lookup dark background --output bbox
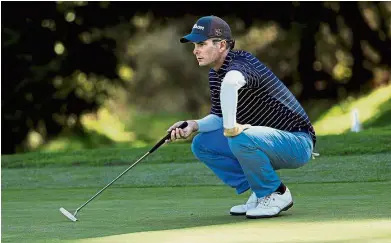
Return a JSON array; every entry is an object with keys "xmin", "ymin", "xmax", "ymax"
[{"xmin": 2, "ymin": 1, "xmax": 391, "ymax": 154}]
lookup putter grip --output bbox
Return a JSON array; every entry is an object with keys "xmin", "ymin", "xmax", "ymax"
[{"xmin": 149, "ymin": 121, "xmax": 188, "ymax": 153}]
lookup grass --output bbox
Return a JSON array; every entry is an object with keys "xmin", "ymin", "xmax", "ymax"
[
  {"xmin": 3, "ymin": 93, "xmax": 391, "ymax": 243},
  {"xmin": 77, "ymin": 219, "xmax": 391, "ymax": 243},
  {"xmin": 3, "ymin": 183, "xmax": 391, "ymax": 243},
  {"xmin": 2, "ymin": 156, "xmax": 391, "ymax": 243},
  {"xmin": 2, "ymin": 125, "xmax": 391, "ymax": 168},
  {"xmin": 2, "ymin": 153, "xmax": 391, "ymax": 190},
  {"xmin": 2, "ymin": 126, "xmax": 391, "ymax": 243}
]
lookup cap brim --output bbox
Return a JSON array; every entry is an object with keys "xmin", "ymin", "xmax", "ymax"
[{"xmin": 180, "ymin": 33, "xmax": 208, "ymax": 43}]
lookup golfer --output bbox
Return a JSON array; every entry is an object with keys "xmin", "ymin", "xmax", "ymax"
[{"xmin": 167, "ymin": 16, "xmax": 317, "ymax": 219}]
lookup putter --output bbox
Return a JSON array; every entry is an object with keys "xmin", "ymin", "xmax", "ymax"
[{"xmin": 59, "ymin": 121, "xmax": 188, "ymax": 222}]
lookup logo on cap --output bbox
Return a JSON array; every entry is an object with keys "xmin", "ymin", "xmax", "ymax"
[
  {"xmin": 214, "ymin": 28, "xmax": 222, "ymax": 36},
  {"xmin": 193, "ymin": 24, "xmax": 205, "ymax": 30}
]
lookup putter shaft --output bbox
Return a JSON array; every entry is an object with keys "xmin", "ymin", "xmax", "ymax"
[
  {"xmin": 74, "ymin": 152, "xmax": 150, "ymax": 216},
  {"xmin": 62, "ymin": 121, "xmax": 188, "ymax": 220}
]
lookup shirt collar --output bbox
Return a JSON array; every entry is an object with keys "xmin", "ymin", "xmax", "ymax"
[{"xmin": 210, "ymin": 50, "xmax": 235, "ymax": 76}]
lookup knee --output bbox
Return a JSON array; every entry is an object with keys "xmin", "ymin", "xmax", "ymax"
[
  {"xmin": 191, "ymin": 133, "xmax": 205, "ymax": 156},
  {"xmin": 227, "ymin": 133, "xmax": 257, "ymax": 156}
]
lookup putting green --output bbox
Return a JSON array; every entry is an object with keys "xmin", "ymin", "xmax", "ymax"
[
  {"xmin": 2, "ymin": 149, "xmax": 391, "ymax": 243},
  {"xmin": 74, "ymin": 219, "xmax": 391, "ymax": 243}
]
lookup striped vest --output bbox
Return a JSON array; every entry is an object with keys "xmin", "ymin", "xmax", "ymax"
[{"xmin": 208, "ymin": 50, "xmax": 316, "ymax": 145}]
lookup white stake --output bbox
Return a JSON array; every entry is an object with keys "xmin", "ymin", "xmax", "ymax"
[{"xmin": 351, "ymin": 108, "xmax": 361, "ymax": 132}]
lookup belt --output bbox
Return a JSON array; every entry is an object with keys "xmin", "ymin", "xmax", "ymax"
[
  {"xmin": 290, "ymin": 127, "xmax": 317, "ymax": 151},
  {"xmin": 290, "ymin": 127, "xmax": 310, "ymax": 135}
]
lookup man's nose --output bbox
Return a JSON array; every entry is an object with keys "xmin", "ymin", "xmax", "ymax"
[{"xmin": 193, "ymin": 46, "xmax": 199, "ymax": 55}]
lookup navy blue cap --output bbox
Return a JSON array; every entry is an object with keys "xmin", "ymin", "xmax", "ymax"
[{"xmin": 180, "ymin": 16, "xmax": 232, "ymax": 43}]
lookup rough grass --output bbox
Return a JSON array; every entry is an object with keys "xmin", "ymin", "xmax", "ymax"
[{"xmin": 2, "ymin": 126, "xmax": 391, "ymax": 169}]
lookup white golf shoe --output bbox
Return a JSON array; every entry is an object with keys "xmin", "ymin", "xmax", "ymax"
[
  {"xmin": 246, "ymin": 187, "xmax": 293, "ymax": 219},
  {"xmin": 230, "ymin": 192, "xmax": 258, "ymax": 215}
]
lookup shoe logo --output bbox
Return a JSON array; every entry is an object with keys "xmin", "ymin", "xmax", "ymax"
[{"xmin": 193, "ymin": 24, "xmax": 205, "ymax": 30}]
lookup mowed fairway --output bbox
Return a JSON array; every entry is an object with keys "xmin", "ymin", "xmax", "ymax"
[{"xmin": 2, "ymin": 139, "xmax": 391, "ymax": 243}]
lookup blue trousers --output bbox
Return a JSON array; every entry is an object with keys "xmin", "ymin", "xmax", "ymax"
[{"xmin": 191, "ymin": 126, "xmax": 313, "ymax": 198}]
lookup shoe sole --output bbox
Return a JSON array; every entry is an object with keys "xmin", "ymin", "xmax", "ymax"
[
  {"xmin": 245, "ymin": 201, "xmax": 294, "ymax": 219},
  {"xmin": 230, "ymin": 212, "xmax": 246, "ymax": 216},
  {"xmin": 229, "ymin": 202, "xmax": 293, "ymax": 216}
]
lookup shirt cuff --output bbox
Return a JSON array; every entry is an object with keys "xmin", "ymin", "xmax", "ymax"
[{"xmin": 195, "ymin": 114, "xmax": 223, "ymax": 133}]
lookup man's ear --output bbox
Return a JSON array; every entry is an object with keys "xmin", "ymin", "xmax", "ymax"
[{"xmin": 221, "ymin": 40, "xmax": 228, "ymax": 51}]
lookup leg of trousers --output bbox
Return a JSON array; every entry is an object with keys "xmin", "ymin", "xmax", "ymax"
[{"xmin": 191, "ymin": 127, "xmax": 313, "ymax": 198}]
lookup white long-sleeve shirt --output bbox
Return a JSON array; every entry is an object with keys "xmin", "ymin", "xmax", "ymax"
[{"xmin": 196, "ymin": 70, "xmax": 246, "ymax": 132}]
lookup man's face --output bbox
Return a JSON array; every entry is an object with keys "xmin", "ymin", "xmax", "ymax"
[{"xmin": 192, "ymin": 39, "xmax": 225, "ymax": 67}]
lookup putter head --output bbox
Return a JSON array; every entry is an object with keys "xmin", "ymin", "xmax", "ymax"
[{"xmin": 60, "ymin": 207, "xmax": 78, "ymax": 222}]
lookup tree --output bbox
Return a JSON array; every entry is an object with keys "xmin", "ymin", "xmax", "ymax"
[{"xmin": 2, "ymin": 2, "xmax": 120, "ymax": 154}]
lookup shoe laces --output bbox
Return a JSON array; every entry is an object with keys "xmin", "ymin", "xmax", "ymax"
[{"xmin": 257, "ymin": 194, "xmax": 273, "ymax": 207}]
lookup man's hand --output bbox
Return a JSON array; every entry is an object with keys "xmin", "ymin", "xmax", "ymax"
[
  {"xmin": 165, "ymin": 120, "xmax": 199, "ymax": 143},
  {"xmin": 224, "ymin": 123, "xmax": 251, "ymax": 137}
]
